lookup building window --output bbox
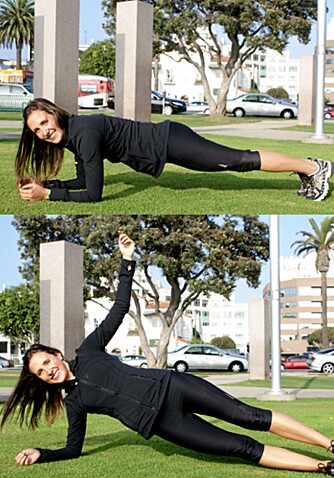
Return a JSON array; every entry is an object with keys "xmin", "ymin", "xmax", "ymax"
[
  {"xmin": 202, "ymin": 300, "xmax": 209, "ymax": 308},
  {"xmin": 281, "ymin": 287, "xmax": 297, "ymax": 297},
  {"xmin": 93, "ymin": 318, "xmax": 99, "ymax": 329}
]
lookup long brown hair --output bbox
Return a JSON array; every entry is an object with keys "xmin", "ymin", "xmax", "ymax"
[
  {"xmin": 0, "ymin": 344, "xmax": 65, "ymax": 430},
  {"xmin": 15, "ymin": 98, "xmax": 70, "ymax": 184}
]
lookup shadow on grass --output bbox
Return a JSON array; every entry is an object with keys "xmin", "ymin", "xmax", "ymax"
[
  {"xmin": 102, "ymin": 169, "xmax": 300, "ymax": 202},
  {"xmin": 81, "ymin": 428, "xmax": 324, "ymax": 465},
  {"xmin": 82, "ymin": 429, "xmax": 249, "ymax": 465}
]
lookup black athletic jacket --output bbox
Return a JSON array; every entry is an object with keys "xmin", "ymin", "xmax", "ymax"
[
  {"xmin": 36, "ymin": 259, "xmax": 171, "ymax": 463},
  {"xmin": 47, "ymin": 115, "xmax": 171, "ymax": 202}
]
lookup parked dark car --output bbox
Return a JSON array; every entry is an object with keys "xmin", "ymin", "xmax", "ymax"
[
  {"xmin": 0, "ymin": 356, "xmax": 14, "ymax": 368},
  {"xmin": 151, "ymin": 90, "xmax": 187, "ymax": 115},
  {"xmin": 108, "ymin": 90, "xmax": 187, "ymax": 115}
]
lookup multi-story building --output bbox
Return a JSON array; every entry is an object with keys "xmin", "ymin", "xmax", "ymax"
[
  {"xmin": 326, "ymin": 17, "xmax": 334, "ymax": 103},
  {"xmin": 263, "ymin": 252, "xmax": 334, "ymax": 354}
]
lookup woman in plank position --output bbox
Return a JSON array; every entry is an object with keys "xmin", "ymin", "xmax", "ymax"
[
  {"xmin": 16, "ymin": 98, "xmax": 332, "ymax": 203},
  {"xmin": 1, "ymin": 232, "xmax": 334, "ymax": 474}
]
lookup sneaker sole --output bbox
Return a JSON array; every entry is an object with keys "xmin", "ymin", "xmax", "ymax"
[{"xmin": 306, "ymin": 161, "xmax": 332, "ymax": 202}]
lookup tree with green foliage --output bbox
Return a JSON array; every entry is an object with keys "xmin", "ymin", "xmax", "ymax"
[
  {"xmin": 210, "ymin": 336, "xmax": 236, "ymax": 350},
  {"xmin": 266, "ymin": 87, "xmax": 290, "ymax": 100},
  {"xmin": 102, "ymin": 0, "xmax": 316, "ymax": 115},
  {"xmin": 307, "ymin": 328, "xmax": 334, "ymax": 348},
  {"xmin": 293, "ymin": 217, "xmax": 334, "ymax": 350},
  {"xmin": 0, "ymin": 0, "xmax": 34, "ymax": 69},
  {"xmin": 0, "ymin": 283, "xmax": 39, "ymax": 348},
  {"xmin": 79, "ymin": 39, "xmax": 116, "ymax": 79},
  {"xmin": 12, "ymin": 215, "xmax": 269, "ymax": 368}
]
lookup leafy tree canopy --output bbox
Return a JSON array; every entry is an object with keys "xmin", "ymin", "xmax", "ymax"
[
  {"xmin": 0, "ymin": 0, "xmax": 34, "ymax": 69},
  {"xmin": 0, "ymin": 283, "xmax": 39, "ymax": 346},
  {"xmin": 79, "ymin": 39, "xmax": 116, "ymax": 79},
  {"xmin": 210, "ymin": 335, "xmax": 236, "ymax": 350},
  {"xmin": 12, "ymin": 215, "xmax": 269, "ymax": 367},
  {"xmin": 266, "ymin": 87, "xmax": 290, "ymax": 100},
  {"xmin": 102, "ymin": 0, "xmax": 316, "ymax": 115},
  {"xmin": 307, "ymin": 328, "xmax": 334, "ymax": 347}
]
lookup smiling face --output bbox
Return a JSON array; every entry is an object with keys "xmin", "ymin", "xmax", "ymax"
[
  {"xmin": 28, "ymin": 351, "xmax": 73, "ymax": 384},
  {"xmin": 27, "ymin": 109, "xmax": 66, "ymax": 144}
]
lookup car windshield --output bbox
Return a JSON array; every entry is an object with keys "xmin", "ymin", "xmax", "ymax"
[{"xmin": 152, "ymin": 90, "xmax": 164, "ymax": 99}]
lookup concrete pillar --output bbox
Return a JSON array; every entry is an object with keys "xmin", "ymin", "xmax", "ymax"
[
  {"xmin": 34, "ymin": 0, "xmax": 80, "ymax": 114},
  {"xmin": 115, "ymin": 0, "xmax": 153, "ymax": 121},
  {"xmin": 40, "ymin": 241, "xmax": 84, "ymax": 359},
  {"xmin": 248, "ymin": 300, "xmax": 270, "ymax": 380},
  {"xmin": 298, "ymin": 55, "xmax": 316, "ymax": 126}
]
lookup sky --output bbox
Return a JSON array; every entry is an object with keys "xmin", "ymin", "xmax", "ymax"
[
  {"xmin": 0, "ymin": 215, "xmax": 331, "ymax": 304},
  {"xmin": 0, "ymin": 1, "xmax": 333, "ymax": 61}
]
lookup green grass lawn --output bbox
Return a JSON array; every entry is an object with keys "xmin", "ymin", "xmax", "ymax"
[
  {"xmin": 0, "ymin": 399, "xmax": 333, "ymax": 478},
  {"xmin": 1, "ymin": 133, "xmax": 334, "ymax": 214}
]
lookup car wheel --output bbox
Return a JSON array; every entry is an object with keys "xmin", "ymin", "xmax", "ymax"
[
  {"xmin": 174, "ymin": 361, "xmax": 188, "ymax": 373},
  {"xmin": 140, "ymin": 363, "xmax": 148, "ymax": 368},
  {"xmin": 204, "ymin": 108, "xmax": 210, "ymax": 115},
  {"xmin": 163, "ymin": 105, "xmax": 174, "ymax": 115},
  {"xmin": 281, "ymin": 109, "xmax": 294, "ymax": 119},
  {"xmin": 321, "ymin": 362, "xmax": 334, "ymax": 374},
  {"xmin": 281, "ymin": 364, "xmax": 285, "ymax": 371},
  {"xmin": 228, "ymin": 361, "xmax": 244, "ymax": 373},
  {"xmin": 233, "ymin": 108, "xmax": 245, "ymax": 118},
  {"xmin": 324, "ymin": 113, "xmax": 332, "ymax": 119}
]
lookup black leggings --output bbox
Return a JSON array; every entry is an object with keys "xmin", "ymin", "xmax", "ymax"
[
  {"xmin": 154, "ymin": 372, "xmax": 272, "ymax": 463},
  {"xmin": 166, "ymin": 122, "xmax": 261, "ymax": 172}
]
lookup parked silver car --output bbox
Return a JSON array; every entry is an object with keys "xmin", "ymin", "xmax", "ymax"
[
  {"xmin": 121, "ymin": 355, "xmax": 148, "ymax": 368},
  {"xmin": 167, "ymin": 344, "xmax": 248, "ymax": 373},
  {"xmin": 226, "ymin": 93, "xmax": 298, "ymax": 119},
  {"xmin": 307, "ymin": 348, "xmax": 334, "ymax": 373}
]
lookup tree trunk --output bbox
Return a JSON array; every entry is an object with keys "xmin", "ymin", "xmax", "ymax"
[
  {"xmin": 321, "ymin": 271, "xmax": 329, "ymax": 349},
  {"xmin": 16, "ymin": 41, "xmax": 22, "ymax": 69}
]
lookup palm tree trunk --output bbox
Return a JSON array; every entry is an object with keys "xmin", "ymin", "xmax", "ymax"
[{"xmin": 321, "ymin": 271, "xmax": 329, "ymax": 348}]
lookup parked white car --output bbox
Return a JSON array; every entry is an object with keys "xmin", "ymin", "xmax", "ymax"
[
  {"xmin": 0, "ymin": 83, "xmax": 33, "ymax": 111},
  {"xmin": 226, "ymin": 93, "xmax": 298, "ymax": 119},
  {"xmin": 167, "ymin": 344, "xmax": 248, "ymax": 373},
  {"xmin": 307, "ymin": 348, "xmax": 334, "ymax": 373}
]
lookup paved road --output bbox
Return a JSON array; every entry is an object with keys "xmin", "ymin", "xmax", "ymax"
[{"xmin": 1, "ymin": 119, "xmax": 334, "ymax": 142}]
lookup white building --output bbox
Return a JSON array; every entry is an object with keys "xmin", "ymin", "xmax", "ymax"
[
  {"xmin": 152, "ymin": 30, "xmax": 299, "ymax": 102},
  {"xmin": 84, "ymin": 269, "xmax": 250, "ymax": 356}
]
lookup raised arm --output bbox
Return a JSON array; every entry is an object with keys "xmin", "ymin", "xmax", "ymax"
[{"xmin": 78, "ymin": 232, "xmax": 136, "ymax": 352}]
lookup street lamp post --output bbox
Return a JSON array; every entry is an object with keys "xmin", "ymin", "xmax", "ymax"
[{"xmin": 312, "ymin": 0, "xmax": 328, "ymax": 139}]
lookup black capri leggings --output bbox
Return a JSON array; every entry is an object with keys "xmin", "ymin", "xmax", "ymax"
[
  {"xmin": 166, "ymin": 122, "xmax": 261, "ymax": 173},
  {"xmin": 154, "ymin": 372, "xmax": 272, "ymax": 463}
]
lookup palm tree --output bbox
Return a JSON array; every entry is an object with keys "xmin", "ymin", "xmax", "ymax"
[
  {"xmin": 292, "ymin": 217, "xmax": 334, "ymax": 349},
  {"xmin": 0, "ymin": 0, "xmax": 34, "ymax": 69}
]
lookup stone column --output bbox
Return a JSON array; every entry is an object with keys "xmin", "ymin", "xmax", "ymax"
[
  {"xmin": 115, "ymin": 0, "xmax": 153, "ymax": 121},
  {"xmin": 298, "ymin": 55, "xmax": 316, "ymax": 126},
  {"xmin": 40, "ymin": 241, "xmax": 84, "ymax": 359},
  {"xmin": 248, "ymin": 299, "xmax": 270, "ymax": 380},
  {"xmin": 34, "ymin": 0, "xmax": 80, "ymax": 114}
]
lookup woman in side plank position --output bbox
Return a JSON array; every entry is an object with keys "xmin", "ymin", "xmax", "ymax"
[
  {"xmin": 16, "ymin": 98, "xmax": 332, "ymax": 203},
  {"xmin": 1, "ymin": 232, "xmax": 334, "ymax": 474}
]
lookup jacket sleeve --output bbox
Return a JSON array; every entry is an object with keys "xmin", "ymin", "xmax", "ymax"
[
  {"xmin": 48, "ymin": 128, "xmax": 105, "ymax": 202},
  {"xmin": 36, "ymin": 402, "xmax": 87, "ymax": 463},
  {"xmin": 78, "ymin": 259, "xmax": 136, "ymax": 352}
]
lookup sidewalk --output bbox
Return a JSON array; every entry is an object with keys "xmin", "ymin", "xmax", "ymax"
[
  {"xmin": 193, "ymin": 119, "xmax": 334, "ymax": 143},
  {"xmin": 1, "ymin": 119, "xmax": 334, "ymax": 142},
  {"xmin": 1, "ymin": 373, "xmax": 333, "ymax": 402},
  {"xmin": 206, "ymin": 373, "xmax": 334, "ymax": 399}
]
